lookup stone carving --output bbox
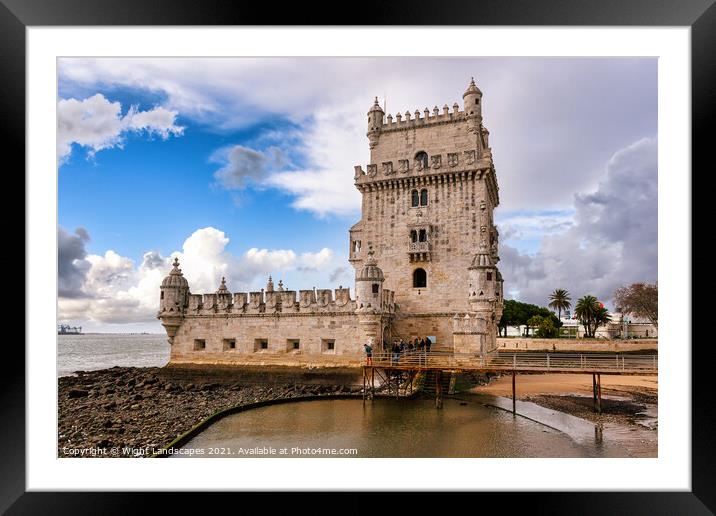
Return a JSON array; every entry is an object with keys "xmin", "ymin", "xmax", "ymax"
[
  {"xmin": 431, "ymin": 155, "xmax": 442, "ymax": 169},
  {"xmin": 367, "ymin": 164, "xmax": 378, "ymax": 177},
  {"xmin": 382, "ymin": 161, "xmax": 394, "ymax": 175},
  {"xmin": 465, "ymin": 150, "xmax": 476, "ymax": 165},
  {"xmin": 448, "ymin": 153, "xmax": 458, "ymax": 167},
  {"xmin": 399, "ymin": 159, "xmax": 410, "ymax": 173},
  {"xmin": 354, "ymin": 165, "xmax": 364, "ymax": 180}
]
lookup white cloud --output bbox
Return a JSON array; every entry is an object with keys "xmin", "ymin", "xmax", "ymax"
[
  {"xmin": 57, "ymin": 93, "xmax": 184, "ymax": 163},
  {"xmin": 58, "ymin": 226, "xmax": 348, "ymax": 328},
  {"xmin": 499, "ymin": 137, "xmax": 657, "ymax": 308},
  {"xmin": 59, "ymin": 57, "xmax": 656, "ymax": 217}
]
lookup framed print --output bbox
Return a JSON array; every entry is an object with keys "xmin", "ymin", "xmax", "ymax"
[{"xmin": 5, "ymin": 0, "xmax": 712, "ymax": 512}]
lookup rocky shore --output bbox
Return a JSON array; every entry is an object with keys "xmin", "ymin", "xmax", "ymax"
[{"xmin": 58, "ymin": 366, "xmax": 363, "ymax": 458}]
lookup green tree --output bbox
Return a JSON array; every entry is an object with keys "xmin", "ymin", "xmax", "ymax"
[
  {"xmin": 574, "ymin": 295, "xmax": 612, "ymax": 337},
  {"xmin": 526, "ymin": 315, "xmax": 543, "ymax": 337},
  {"xmin": 548, "ymin": 288, "xmax": 572, "ymax": 322},
  {"xmin": 536, "ymin": 317, "xmax": 558, "ymax": 338},
  {"xmin": 498, "ymin": 299, "xmax": 561, "ymax": 337}
]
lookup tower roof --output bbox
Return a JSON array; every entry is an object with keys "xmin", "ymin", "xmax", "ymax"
[
  {"xmin": 463, "ymin": 77, "xmax": 482, "ymax": 98},
  {"xmin": 356, "ymin": 249, "xmax": 385, "ymax": 281},
  {"xmin": 216, "ymin": 276, "xmax": 229, "ymax": 295},
  {"xmin": 367, "ymin": 96, "xmax": 384, "ymax": 115},
  {"xmin": 161, "ymin": 257, "xmax": 189, "ymax": 288}
]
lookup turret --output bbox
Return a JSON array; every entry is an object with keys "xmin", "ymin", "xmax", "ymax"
[
  {"xmin": 158, "ymin": 257, "xmax": 190, "ymax": 343},
  {"xmin": 468, "ymin": 241, "xmax": 497, "ymax": 313},
  {"xmin": 159, "ymin": 257, "xmax": 189, "ymax": 313},
  {"xmin": 463, "ymin": 77, "xmax": 483, "ymax": 120},
  {"xmin": 367, "ymin": 97, "xmax": 384, "ymax": 150},
  {"xmin": 355, "ymin": 249, "xmax": 384, "ymax": 313}
]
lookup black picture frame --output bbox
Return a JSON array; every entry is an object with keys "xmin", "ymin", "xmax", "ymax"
[{"xmin": 4, "ymin": 0, "xmax": 711, "ymax": 512}]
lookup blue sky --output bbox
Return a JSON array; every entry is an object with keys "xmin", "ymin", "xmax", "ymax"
[{"xmin": 57, "ymin": 58, "xmax": 657, "ymax": 331}]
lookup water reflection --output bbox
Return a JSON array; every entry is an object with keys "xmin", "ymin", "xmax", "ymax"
[{"xmin": 177, "ymin": 396, "xmax": 626, "ymax": 458}]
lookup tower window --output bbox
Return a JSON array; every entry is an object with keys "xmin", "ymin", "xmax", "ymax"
[
  {"xmin": 372, "ymin": 283, "xmax": 379, "ymax": 294},
  {"xmin": 160, "ymin": 291, "xmax": 164, "ymax": 300},
  {"xmin": 418, "ymin": 229, "xmax": 427, "ymax": 242},
  {"xmin": 411, "ymin": 189, "xmax": 419, "ymax": 207},
  {"xmin": 415, "ymin": 151, "xmax": 428, "ymax": 169},
  {"xmin": 420, "ymin": 189, "xmax": 428, "ymax": 206},
  {"xmin": 486, "ymin": 272, "xmax": 492, "ymax": 281},
  {"xmin": 410, "ymin": 230, "xmax": 418, "ymax": 243},
  {"xmin": 413, "ymin": 268, "xmax": 427, "ymax": 288}
]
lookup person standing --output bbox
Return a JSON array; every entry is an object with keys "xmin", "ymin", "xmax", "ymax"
[
  {"xmin": 364, "ymin": 340, "xmax": 373, "ymax": 366},
  {"xmin": 392, "ymin": 341, "xmax": 400, "ymax": 364}
]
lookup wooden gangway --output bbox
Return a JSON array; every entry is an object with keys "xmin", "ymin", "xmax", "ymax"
[{"xmin": 362, "ymin": 350, "xmax": 658, "ymax": 412}]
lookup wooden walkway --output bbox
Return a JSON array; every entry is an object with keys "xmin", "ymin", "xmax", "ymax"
[{"xmin": 362, "ymin": 351, "xmax": 657, "ymax": 412}]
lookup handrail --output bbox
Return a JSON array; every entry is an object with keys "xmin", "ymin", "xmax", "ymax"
[{"xmin": 365, "ymin": 350, "xmax": 657, "ymax": 373}]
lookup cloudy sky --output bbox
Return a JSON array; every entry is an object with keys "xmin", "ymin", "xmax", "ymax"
[{"xmin": 57, "ymin": 57, "xmax": 657, "ymax": 332}]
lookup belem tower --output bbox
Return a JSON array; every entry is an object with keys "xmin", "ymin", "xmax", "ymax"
[{"xmin": 158, "ymin": 79, "xmax": 504, "ymax": 366}]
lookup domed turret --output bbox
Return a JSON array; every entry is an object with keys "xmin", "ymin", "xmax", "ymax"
[
  {"xmin": 160, "ymin": 258, "xmax": 189, "ymax": 313},
  {"xmin": 355, "ymin": 249, "xmax": 384, "ymax": 311},
  {"xmin": 161, "ymin": 257, "xmax": 189, "ymax": 289},
  {"xmin": 468, "ymin": 241, "xmax": 497, "ymax": 305},
  {"xmin": 367, "ymin": 97, "xmax": 384, "ymax": 149},
  {"xmin": 463, "ymin": 77, "xmax": 483, "ymax": 116}
]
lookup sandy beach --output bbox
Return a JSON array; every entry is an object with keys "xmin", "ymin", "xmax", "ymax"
[{"xmin": 473, "ymin": 372, "xmax": 657, "ymax": 398}]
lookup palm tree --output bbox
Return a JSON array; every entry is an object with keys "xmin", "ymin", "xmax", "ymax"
[
  {"xmin": 574, "ymin": 295, "xmax": 598, "ymax": 337},
  {"xmin": 548, "ymin": 289, "xmax": 572, "ymax": 322},
  {"xmin": 574, "ymin": 295, "xmax": 612, "ymax": 337},
  {"xmin": 594, "ymin": 305, "xmax": 612, "ymax": 336}
]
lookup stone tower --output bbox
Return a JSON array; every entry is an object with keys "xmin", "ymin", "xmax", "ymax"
[{"xmin": 350, "ymin": 78, "xmax": 503, "ymax": 354}]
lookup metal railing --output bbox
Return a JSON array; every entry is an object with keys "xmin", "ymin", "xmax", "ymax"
[{"xmin": 366, "ymin": 350, "xmax": 657, "ymax": 373}]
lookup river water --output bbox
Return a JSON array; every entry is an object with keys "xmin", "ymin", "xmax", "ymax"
[
  {"xmin": 58, "ymin": 334, "xmax": 169, "ymax": 377},
  {"xmin": 176, "ymin": 396, "xmax": 628, "ymax": 458}
]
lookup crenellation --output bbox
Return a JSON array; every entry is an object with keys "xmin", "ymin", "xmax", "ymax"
[{"xmin": 233, "ymin": 292, "xmax": 247, "ymax": 310}]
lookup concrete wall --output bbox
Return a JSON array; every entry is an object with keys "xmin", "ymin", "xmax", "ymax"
[{"xmin": 497, "ymin": 338, "xmax": 658, "ymax": 353}]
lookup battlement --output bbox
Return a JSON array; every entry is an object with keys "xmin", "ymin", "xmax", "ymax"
[
  {"xmin": 174, "ymin": 285, "xmax": 397, "ymax": 317},
  {"xmin": 353, "ymin": 151, "xmax": 499, "ymax": 207},
  {"xmin": 354, "ymin": 149, "xmax": 494, "ymax": 180},
  {"xmin": 380, "ymin": 103, "xmax": 470, "ymax": 131}
]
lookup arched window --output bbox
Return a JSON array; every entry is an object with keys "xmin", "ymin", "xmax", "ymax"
[
  {"xmin": 410, "ymin": 230, "xmax": 418, "ymax": 243},
  {"xmin": 420, "ymin": 189, "xmax": 428, "ymax": 206},
  {"xmin": 415, "ymin": 151, "xmax": 428, "ymax": 169},
  {"xmin": 418, "ymin": 229, "xmax": 426, "ymax": 242},
  {"xmin": 413, "ymin": 268, "xmax": 427, "ymax": 288},
  {"xmin": 411, "ymin": 189, "xmax": 419, "ymax": 207}
]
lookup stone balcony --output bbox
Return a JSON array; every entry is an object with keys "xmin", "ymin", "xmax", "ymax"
[
  {"xmin": 408, "ymin": 241, "xmax": 431, "ymax": 262},
  {"xmin": 409, "ymin": 241, "xmax": 430, "ymax": 252}
]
